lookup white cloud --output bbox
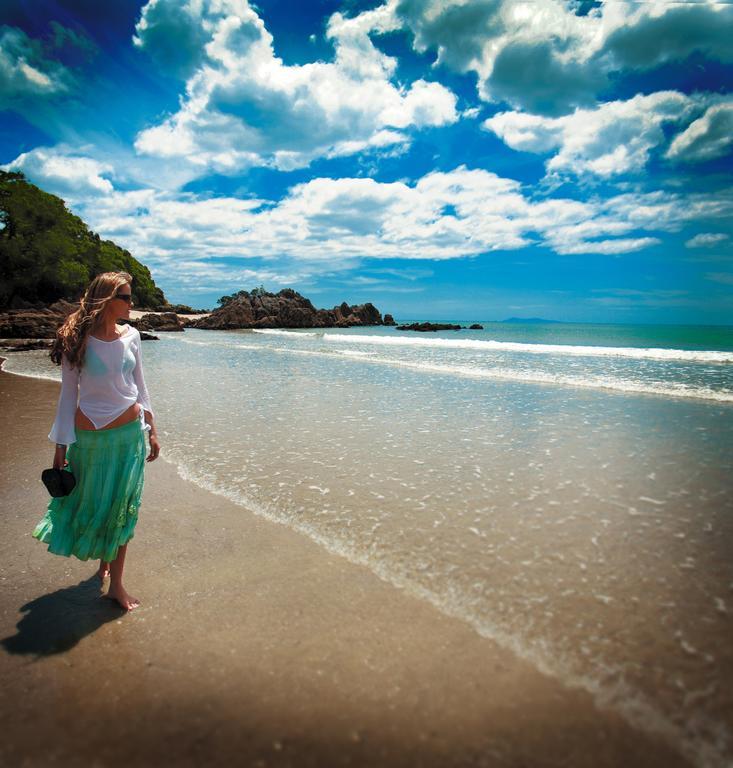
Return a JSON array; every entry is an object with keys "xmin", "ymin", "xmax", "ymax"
[
  {"xmin": 603, "ymin": 2, "xmax": 733, "ymax": 70},
  {"xmin": 0, "ymin": 26, "xmax": 71, "ymax": 107},
  {"xmin": 132, "ymin": 0, "xmax": 457, "ymax": 175},
  {"xmin": 482, "ymin": 111, "xmax": 563, "ymax": 154},
  {"xmin": 604, "ymin": 189, "xmax": 733, "ymax": 229},
  {"xmin": 685, "ymin": 233, "xmax": 730, "ymax": 249},
  {"xmin": 132, "ymin": 0, "xmax": 213, "ymax": 78},
  {"xmin": 3, "ymin": 146, "xmax": 114, "ymax": 196},
  {"xmin": 9, "ymin": 141, "xmax": 731, "ymax": 272},
  {"xmin": 393, "ymin": 0, "xmax": 603, "ymax": 114},
  {"xmin": 666, "ymin": 102, "xmax": 733, "ymax": 163},
  {"xmin": 153, "ymin": 262, "xmax": 310, "ymax": 296},
  {"xmin": 484, "ymin": 91, "xmax": 710, "ymax": 178},
  {"xmin": 389, "ymin": 0, "xmax": 733, "ymax": 114},
  {"xmin": 551, "ymin": 236, "xmax": 661, "ymax": 256},
  {"xmin": 11, "ymin": 132, "xmax": 730, "ymax": 282},
  {"xmin": 51, "ymin": 164, "xmax": 732, "ymax": 279}
]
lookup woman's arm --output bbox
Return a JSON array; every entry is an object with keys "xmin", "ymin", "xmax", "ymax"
[
  {"xmin": 53, "ymin": 444, "xmax": 68, "ymax": 470},
  {"xmin": 132, "ymin": 330, "xmax": 159, "ymax": 462},
  {"xmin": 143, "ymin": 408, "xmax": 160, "ymax": 462},
  {"xmin": 132, "ymin": 331, "xmax": 154, "ymax": 416},
  {"xmin": 143, "ymin": 409, "xmax": 157, "ymax": 437},
  {"xmin": 49, "ymin": 355, "xmax": 79, "ymax": 467}
]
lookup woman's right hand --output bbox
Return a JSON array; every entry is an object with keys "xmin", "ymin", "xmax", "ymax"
[{"xmin": 53, "ymin": 445, "xmax": 68, "ymax": 470}]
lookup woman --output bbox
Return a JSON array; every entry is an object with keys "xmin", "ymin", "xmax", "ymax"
[{"xmin": 33, "ymin": 271, "xmax": 160, "ymax": 611}]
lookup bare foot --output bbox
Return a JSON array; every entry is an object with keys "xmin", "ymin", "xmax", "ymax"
[
  {"xmin": 96, "ymin": 561, "xmax": 110, "ymax": 580},
  {"xmin": 104, "ymin": 585, "xmax": 141, "ymax": 611}
]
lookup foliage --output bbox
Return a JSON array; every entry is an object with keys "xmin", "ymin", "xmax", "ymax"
[
  {"xmin": 150, "ymin": 303, "xmax": 203, "ymax": 314},
  {"xmin": 217, "ymin": 285, "xmax": 267, "ymax": 306},
  {"xmin": 0, "ymin": 170, "xmax": 167, "ymax": 309}
]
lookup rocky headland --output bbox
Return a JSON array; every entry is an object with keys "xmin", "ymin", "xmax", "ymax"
[{"xmin": 192, "ymin": 289, "xmax": 389, "ymax": 330}]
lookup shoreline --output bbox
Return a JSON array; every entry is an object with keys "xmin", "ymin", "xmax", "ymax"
[
  {"xmin": 0, "ymin": 368, "xmax": 693, "ymax": 767},
  {"xmin": 129, "ymin": 309, "xmax": 211, "ymax": 320}
]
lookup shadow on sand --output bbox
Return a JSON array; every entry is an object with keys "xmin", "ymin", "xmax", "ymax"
[{"xmin": 1, "ymin": 576, "xmax": 124, "ymax": 656}]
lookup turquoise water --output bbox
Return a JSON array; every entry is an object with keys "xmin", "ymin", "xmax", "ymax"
[
  {"xmin": 231, "ymin": 322, "xmax": 733, "ymax": 402},
  {"xmin": 4, "ymin": 319, "xmax": 733, "ymax": 767},
  {"xmin": 394, "ymin": 320, "xmax": 733, "ymax": 353}
]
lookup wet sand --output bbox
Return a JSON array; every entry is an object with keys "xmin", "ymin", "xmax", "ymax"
[{"xmin": 0, "ymin": 367, "xmax": 691, "ymax": 767}]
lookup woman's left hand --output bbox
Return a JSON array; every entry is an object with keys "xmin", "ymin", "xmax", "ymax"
[{"xmin": 147, "ymin": 433, "xmax": 160, "ymax": 462}]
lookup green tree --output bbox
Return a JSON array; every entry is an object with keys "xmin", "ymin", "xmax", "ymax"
[
  {"xmin": 0, "ymin": 170, "xmax": 167, "ymax": 309},
  {"xmin": 217, "ymin": 286, "xmax": 269, "ymax": 306},
  {"xmin": 218, "ymin": 289, "xmax": 250, "ymax": 306}
]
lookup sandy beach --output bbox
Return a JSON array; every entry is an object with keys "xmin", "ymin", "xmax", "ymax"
[
  {"xmin": 0, "ymin": 367, "xmax": 693, "ymax": 768},
  {"xmin": 129, "ymin": 310, "xmax": 211, "ymax": 320}
]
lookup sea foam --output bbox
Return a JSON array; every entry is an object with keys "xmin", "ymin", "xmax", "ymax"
[
  {"xmin": 285, "ymin": 347, "xmax": 733, "ymax": 402},
  {"xmin": 321, "ymin": 333, "xmax": 733, "ymax": 363}
]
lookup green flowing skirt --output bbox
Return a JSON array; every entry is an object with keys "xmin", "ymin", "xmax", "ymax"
[{"xmin": 33, "ymin": 418, "xmax": 146, "ymax": 562}]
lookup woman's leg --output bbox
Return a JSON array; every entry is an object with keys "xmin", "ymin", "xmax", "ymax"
[
  {"xmin": 104, "ymin": 544, "xmax": 140, "ymax": 610},
  {"xmin": 96, "ymin": 560, "xmax": 110, "ymax": 580}
]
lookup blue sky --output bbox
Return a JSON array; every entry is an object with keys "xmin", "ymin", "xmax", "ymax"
[{"xmin": 1, "ymin": 0, "xmax": 732, "ymax": 323}]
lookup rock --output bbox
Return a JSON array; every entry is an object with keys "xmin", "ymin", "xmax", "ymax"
[
  {"xmin": 469, "ymin": 323, "xmax": 484, "ymax": 330},
  {"xmin": 0, "ymin": 299, "xmax": 78, "ymax": 339},
  {"xmin": 383, "ymin": 314, "xmax": 396, "ymax": 325},
  {"xmin": 193, "ymin": 295, "xmax": 257, "ymax": 330},
  {"xmin": 395, "ymin": 322, "xmax": 463, "ymax": 332},
  {"xmin": 192, "ymin": 289, "xmax": 388, "ymax": 330},
  {"xmin": 0, "ymin": 338, "xmax": 54, "ymax": 351},
  {"xmin": 47, "ymin": 300, "xmax": 79, "ymax": 316},
  {"xmin": 332, "ymin": 301, "xmax": 382, "ymax": 326},
  {"xmin": 0, "ymin": 302, "xmax": 161, "ymax": 341},
  {"xmin": 135, "ymin": 312, "xmax": 185, "ymax": 332},
  {"xmin": 0, "ymin": 307, "xmax": 69, "ymax": 338}
]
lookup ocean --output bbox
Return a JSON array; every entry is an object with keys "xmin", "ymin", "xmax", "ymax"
[{"xmin": 5, "ymin": 319, "xmax": 733, "ymax": 767}]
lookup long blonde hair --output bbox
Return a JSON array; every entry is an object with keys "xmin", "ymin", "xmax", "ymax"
[{"xmin": 50, "ymin": 272, "xmax": 133, "ymax": 369}]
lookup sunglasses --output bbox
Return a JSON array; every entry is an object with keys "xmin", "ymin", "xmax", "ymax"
[{"xmin": 115, "ymin": 293, "xmax": 133, "ymax": 303}]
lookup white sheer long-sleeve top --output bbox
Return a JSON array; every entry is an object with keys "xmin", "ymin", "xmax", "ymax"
[{"xmin": 49, "ymin": 324, "xmax": 154, "ymax": 446}]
